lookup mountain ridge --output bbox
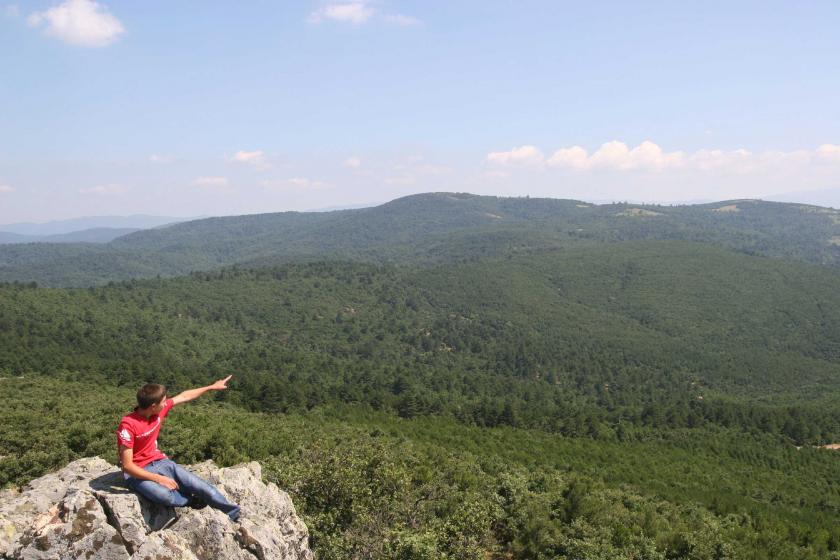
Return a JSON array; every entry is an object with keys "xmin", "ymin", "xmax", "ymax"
[
  {"xmin": 0, "ymin": 215, "xmax": 195, "ymax": 236},
  {"xmin": 3, "ymin": 192, "xmax": 840, "ymax": 286},
  {"xmin": 0, "ymin": 227, "xmax": 142, "ymax": 245}
]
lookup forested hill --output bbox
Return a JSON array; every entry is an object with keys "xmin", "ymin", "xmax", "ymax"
[
  {"xmin": 5, "ymin": 241, "xmax": 840, "ymax": 557},
  {"xmin": 3, "ymin": 192, "xmax": 840, "ymax": 286},
  {"xmin": 3, "ymin": 242, "xmax": 840, "ymax": 441},
  {"xmin": 5, "ymin": 199, "xmax": 840, "ymax": 557}
]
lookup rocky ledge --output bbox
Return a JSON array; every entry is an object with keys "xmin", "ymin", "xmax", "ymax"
[{"xmin": 0, "ymin": 457, "xmax": 313, "ymax": 560}]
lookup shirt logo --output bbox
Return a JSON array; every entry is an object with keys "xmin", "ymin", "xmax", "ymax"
[
  {"xmin": 137, "ymin": 425, "xmax": 159, "ymax": 437},
  {"xmin": 119, "ymin": 429, "xmax": 131, "ymax": 442}
]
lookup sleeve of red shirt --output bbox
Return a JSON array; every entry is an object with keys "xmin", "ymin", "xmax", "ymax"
[
  {"xmin": 160, "ymin": 398, "xmax": 175, "ymax": 419},
  {"xmin": 116, "ymin": 420, "xmax": 134, "ymax": 449}
]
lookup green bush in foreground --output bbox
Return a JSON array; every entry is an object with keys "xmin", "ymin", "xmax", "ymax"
[{"xmin": 2, "ymin": 377, "xmax": 840, "ymax": 559}]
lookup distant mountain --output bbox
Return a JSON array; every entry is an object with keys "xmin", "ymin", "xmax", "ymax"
[
  {"xmin": 3, "ymin": 192, "xmax": 840, "ymax": 286},
  {"xmin": 0, "ymin": 227, "xmax": 141, "ymax": 245},
  {"xmin": 0, "ymin": 232, "xmax": 37, "ymax": 244},
  {"xmin": 304, "ymin": 201, "xmax": 382, "ymax": 212},
  {"xmin": 0, "ymin": 214, "xmax": 193, "ymax": 236},
  {"xmin": 763, "ymin": 187, "xmax": 840, "ymax": 209},
  {"xmin": 42, "ymin": 227, "xmax": 142, "ymax": 243}
]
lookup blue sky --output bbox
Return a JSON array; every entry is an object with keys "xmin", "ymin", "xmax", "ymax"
[{"xmin": 1, "ymin": 0, "xmax": 839, "ymax": 222}]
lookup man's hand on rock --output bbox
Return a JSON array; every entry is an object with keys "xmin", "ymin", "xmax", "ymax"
[{"xmin": 210, "ymin": 375, "xmax": 233, "ymax": 391}]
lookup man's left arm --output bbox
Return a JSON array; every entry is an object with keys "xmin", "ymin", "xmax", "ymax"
[{"xmin": 171, "ymin": 375, "xmax": 233, "ymax": 405}]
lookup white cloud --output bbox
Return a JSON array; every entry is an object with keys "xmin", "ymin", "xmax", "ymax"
[
  {"xmin": 546, "ymin": 141, "xmax": 686, "ymax": 172},
  {"xmin": 486, "ymin": 145, "xmax": 544, "ymax": 166},
  {"xmin": 687, "ymin": 148, "xmax": 753, "ymax": 172},
  {"xmin": 261, "ymin": 177, "xmax": 327, "ymax": 190},
  {"xmin": 393, "ymin": 162, "xmax": 450, "ymax": 175},
  {"xmin": 547, "ymin": 146, "xmax": 590, "ymax": 170},
  {"xmin": 149, "ymin": 154, "xmax": 176, "ymax": 164},
  {"xmin": 308, "ymin": 2, "xmax": 420, "ymax": 26},
  {"xmin": 309, "ymin": 2, "xmax": 374, "ymax": 24},
  {"xmin": 193, "ymin": 176, "xmax": 231, "ymax": 192},
  {"xmin": 231, "ymin": 150, "xmax": 266, "ymax": 166},
  {"xmin": 385, "ymin": 156, "xmax": 452, "ymax": 185},
  {"xmin": 384, "ymin": 175, "xmax": 416, "ymax": 185},
  {"xmin": 476, "ymin": 141, "xmax": 840, "ymax": 203},
  {"xmin": 816, "ymin": 144, "xmax": 840, "ymax": 163},
  {"xmin": 482, "ymin": 170, "xmax": 510, "ymax": 181},
  {"xmin": 79, "ymin": 183, "xmax": 128, "ymax": 195},
  {"xmin": 289, "ymin": 177, "xmax": 324, "ymax": 188},
  {"xmin": 382, "ymin": 14, "xmax": 421, "ymax": 26},
  {"xmin": 344, "ymin": 156, "xmax": 362, "ymax": 168},
  {"xmin": 503, "ymin": 140, "xmax": 840, "ymax": 174},
  {"xmin": 28, "ymin": 0, "xmax": 124, "ymax": 47},
  {"xmin": 0, "ymin": 184, "xmax": 14, "ymax": 193}
]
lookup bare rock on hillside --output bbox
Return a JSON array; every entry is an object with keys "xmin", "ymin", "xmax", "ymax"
[{"xmin": 0, "ymin": 457, "xmax": 313, "ymax": 560}]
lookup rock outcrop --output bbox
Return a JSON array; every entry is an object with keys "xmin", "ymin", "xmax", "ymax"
[{"xmin": 0, "ymin": 457, "xmax": 314, "ymax": 560}]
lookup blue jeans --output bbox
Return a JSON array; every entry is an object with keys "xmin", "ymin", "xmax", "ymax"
[{"xmin": 126, "ymin": 459, "xmax": 240, "ymax": 522}]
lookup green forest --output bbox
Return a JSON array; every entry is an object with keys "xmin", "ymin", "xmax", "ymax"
[{"xmin": 2, "ymin": 194, "xmax": 840, "ymax": 558}]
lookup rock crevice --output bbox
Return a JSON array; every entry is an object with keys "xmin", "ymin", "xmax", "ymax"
[{"xmin": 0, "ymin": 457, "xmax": 313, "ymax": 560}]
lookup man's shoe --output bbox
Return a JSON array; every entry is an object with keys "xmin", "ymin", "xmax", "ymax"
[
  {"xmin": 186, "ymin": 495, "xmax": 207, "ymax": 510},
  {"xmin": 159, "ymin": 515, "xmax": 178, "ymax": 531}
]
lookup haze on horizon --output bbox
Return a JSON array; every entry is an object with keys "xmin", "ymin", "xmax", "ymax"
[{"xmin": 1, "ymin": 0, "xmax": 839, "ymax": 223}]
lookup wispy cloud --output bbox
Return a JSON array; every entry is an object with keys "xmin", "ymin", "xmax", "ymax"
[
  {"xmin": 382, "ymin": 13, "xmax": 421, "ymax": 26},
  {"xmin": 27, "ymin": 0, "xmax": 124, "ymax": 48},
  {"xmin": 261, "ymin": 177, "xmax": 327, "ymax": 190},
  {"xmin": 4, "ymin": 4, "xmax": 20, "ymax": 19},
  {"xmin": 384, "ymin": 156, "xmax": 451, "ymax": 185},
  {"xmin": 193, "ymin": 176, "xmax": 231, "ymax": 192},
  {"xmin": 309, "ymin": 2, "xmax": 374, "ymax": 24},
  {"xmin": 149, "ymin": 154, "xmax": 176, "ymax": 164},
  {"xmin": 231, "ymin": 150, "xmax": 267, "ymax": 167},
  {"xmin": 79, "ymin": 183, "xmax": 128, "ymax": 195},
  {"xmin": 384, "ymin": 175, "xmax": 416, "ymax": 185},
  {"xmin": 0, "ymin": 184, "xmax": 14, "ymax": 193},
  {"xmin": 817, "ymin": 144, "xmax": 840, "ymax": 163},
  {"xmin": 308, "ymin": 1, "xmax": 420, "ymax": 26},
  {"xmin": 344, "ymin": 156, "xmax": 362, "ymax": 168}
]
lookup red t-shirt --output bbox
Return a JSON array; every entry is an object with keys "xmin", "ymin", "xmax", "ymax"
[{"xmin": 116, "ymin": 398, "xmax": 175, "ymax": 469}]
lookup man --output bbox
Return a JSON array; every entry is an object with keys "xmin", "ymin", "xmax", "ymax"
[{"xmin": 116, "ymin": 375, "xmax": 240, "ymax": 522}]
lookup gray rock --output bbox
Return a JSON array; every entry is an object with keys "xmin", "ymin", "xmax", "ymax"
[
  {"xmin": 189, "ymin": 462, "xmax": 312, "ymax": 560},
  {"xmin": 13, "ymin": 485, "xmax": 129, "ymax": 560},
  {"xmin": 1, "ymin": 457, "xmax": 115, "ymax": 557},
  {"xmin": 0, "ymin": 457, "xmax": 313, "ymax": 560},
  {"xmin": 130, "ymin": 531, "xmax": 197, "ymax": 560}
]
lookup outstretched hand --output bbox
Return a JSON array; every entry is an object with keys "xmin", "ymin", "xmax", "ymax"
[{"xmin": 210, "ymin": 375, "xmax": 233, "ymax": 390}]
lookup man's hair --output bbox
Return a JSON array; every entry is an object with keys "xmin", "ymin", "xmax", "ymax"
[{"xmin": 136, "ymin": 383, "xmax": 167, "ymax": 409}]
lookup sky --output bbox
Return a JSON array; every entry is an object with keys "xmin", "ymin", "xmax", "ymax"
[{"xmin": 1, "ymin": 0, "xmax": 839, "ymax": 223}]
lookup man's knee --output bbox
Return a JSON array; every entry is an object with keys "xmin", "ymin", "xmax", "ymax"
[
  {"xmin": 173, "ymin": 466, "xmax": 212, "ymax": 491},
  {"xmin": 161, "ymin": 490, "xmax": 190, "ymax": 507}
]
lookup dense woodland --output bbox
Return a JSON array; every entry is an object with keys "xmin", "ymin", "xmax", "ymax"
[{"xmin": 2, "ymin": 193, "xmax": 840, "ymax": 558}]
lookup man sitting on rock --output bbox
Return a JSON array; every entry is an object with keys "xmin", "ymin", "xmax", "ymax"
[{"xmin": 116, "ymin": 376, "xmax": 241, "ymax": 522}]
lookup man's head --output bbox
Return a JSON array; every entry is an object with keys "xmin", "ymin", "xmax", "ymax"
[{"xmin": 136, "ymin": 383, "xmax": 167, "ymax": 412}]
